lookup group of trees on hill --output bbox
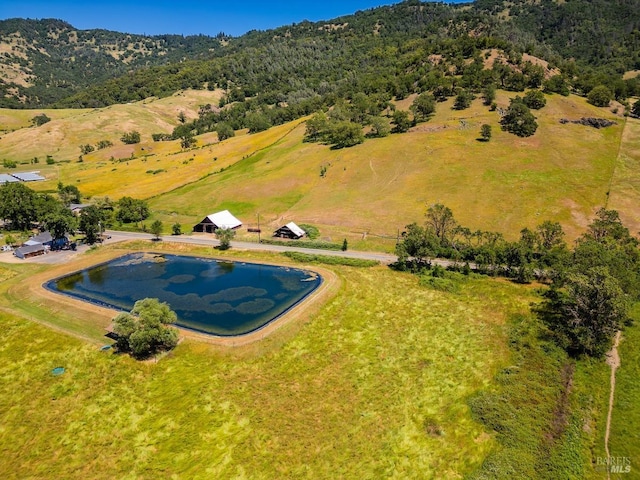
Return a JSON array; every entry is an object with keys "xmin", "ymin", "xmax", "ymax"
[
  {"xmin": 0, "ymin": 18, "xmax": 227, "ymax": 107},
  {"xmin": 3, "ymin": 0, "xmax": 640, "ymax": 112},
  {"xmin": 0, "ymin": 182, "xmax": 150, "ymax": 244},
  {"xmin": 40, "ymin": 3, "xmax": 636, "ymax": 145},
  {"xmin": 395, "ymin": 204, "xmax": 639, "ymax": 358},
  {"xmin": 5, "ymin": 0, "xmax": 637, "ymax": 160}
]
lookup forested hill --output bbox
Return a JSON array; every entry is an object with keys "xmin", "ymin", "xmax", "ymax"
[
  {"xmin": 474, "ymin": 0, "xmax": 640, "ymax": 69},
  {"xmin": 1, "ymin": 0, "xmax": 639, "ymax": 109},
  {"xmin": 0, "ymin": 18, "xmax": 229, "ymax": 107}
]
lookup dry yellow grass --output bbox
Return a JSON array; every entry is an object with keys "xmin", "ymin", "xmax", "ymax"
[
  {"xmin": 150, "ymin": 93, "xmax": 626, "ymax": 242},
  {"xmin": 0, "ymin": 91, "xmax": 632, "ymax": 243},
  {"xmin": 607, "ymin": 117, "xmax": 640, "ymax": 232},
  {"xmin": 0, "ymin": 89, "xmax": 223, "ymax": 162}
]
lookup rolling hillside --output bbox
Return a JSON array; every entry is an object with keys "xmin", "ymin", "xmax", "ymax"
[
  {"xmin": 1, "ymin": 3, "xmax": 639, "ymax": 479},
  {"xmin": 1, "ymin": 89, "xmax": 634, "ymax": 246}
]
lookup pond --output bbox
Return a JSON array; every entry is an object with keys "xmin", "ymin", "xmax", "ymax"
[{"xmin": 46, "ymin": 253, "xmax": 322, "ymax": 336}]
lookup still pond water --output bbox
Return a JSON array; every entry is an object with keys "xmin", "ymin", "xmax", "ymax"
[{"xmin": 46, "ymin": 253, "xmax": 322, "ymax": 336}]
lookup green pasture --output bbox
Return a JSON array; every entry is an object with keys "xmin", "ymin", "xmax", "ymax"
[
  {"xmin": 0, "ymin": 244, "xmax": 534, "ymax": 479},
  {"xmin": 0, "ymin": 241, "xmax": 637, "ymax": 478},
  {"xmin": 609, "ymin": 305, "xmax": 640, "ymax": 479}
]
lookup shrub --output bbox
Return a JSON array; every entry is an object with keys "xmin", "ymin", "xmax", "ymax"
[
  {"xmin": 120, "ymin": 131, "xmax": 141, "ymax": 144},
  {"xmin": 80, "ymin": 144, "xmax": 95, "ymax": 155},
  {"xmin": 500, "ymin": 98, "xmax": 538, "ymax": 137},
  {"xmin": 453, "ymin": 90, "xmax": 474, "ymax": 110},
  {"xmin": 282, "ymin": 251, "xmax": 378, "ymax": 267},
  {"xmin": 298, "ymin": 224, "xmax": 319, "ymax": 239},
  {"xmin": 480, "ymin": 124, "xmax": 492, "ymax": 141},
  {"xmin": 96, "ymin": 140, "xmax": 114, "ymax": 150},
  {"xmin": 31, "ymin": 114, "xmax": 51, "ymax": 126},
  {"xmin": 587, "ymin": 85, "xmax": 613, "ymax": 107},
  {"xmin": 215, "ymin": 228, "xmax": 235, "ymax": 250},
  {"xmin": 523, "ymin": 90, "xmax": 546, "ymax": 109}
]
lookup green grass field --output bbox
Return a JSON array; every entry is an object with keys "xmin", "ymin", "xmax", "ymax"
[
  {"xmin": 0, "ymin": 243, "xmax": 533, "ymax": 479},
  {"xmin": 0, "ymin": 241, "xmax": 637, "ymax": 478},
  {"xmin": 0, "ymin": 90, "xmax": 638, "ymax": 477},
  {"xmin": 608, "ymin": 305, "xmax": 640, "ymax": 479}
]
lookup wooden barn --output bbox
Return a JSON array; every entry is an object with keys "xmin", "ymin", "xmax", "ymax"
[
  {"xmin": 14, "ymin": 244, "xmax": 46, "ymax": 259},
  {"xmin": 193, "ymin": 210, "xmax": 242, "ymax": 233},
  {"xmin": 273, "ymin": 222, "xmax": 306, "ymax": 239}
]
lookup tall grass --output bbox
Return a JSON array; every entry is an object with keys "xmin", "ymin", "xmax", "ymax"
[
  {"xmin": 0, "ymin": 250, "xmax": 536, "ymax": 478},
  {"xmin": 608, "ymin": 304, "xmax": 640, "ymax": 479}
]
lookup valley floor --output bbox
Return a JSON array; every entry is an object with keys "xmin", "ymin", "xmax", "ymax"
[{"xmin": 0, "ymin": 240, "xmax": 636, "ymax": 478}]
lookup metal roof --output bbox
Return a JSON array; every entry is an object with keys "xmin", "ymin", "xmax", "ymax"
[
  {"xmin": 282, "ymin": 222, "xmax": 306, "ymax": 237},
  {"xmin": 26, "ymin": 231, "xmax": 53, "ymax": 245},
  {"xmin": 205, "ymin": 210, "xmax": 242, "ymax": 229},
  {"xmin": 14, "ymin": 244, "xmax": 46, "ymax": 257},
  {"xmin": 12, "ymin": 171, "xmax": 45, "ymax": 182},
  {"xmin": 0, "ymin": 174, "xmax": 19, "ymax": 183}
]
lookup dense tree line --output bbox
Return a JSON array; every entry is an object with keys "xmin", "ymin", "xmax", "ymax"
[
  {"xmin": 0, "ymin": 183, "xmax": 150, "ymax": 244},
  {"xmin": 395, "ymin": 204, "xmax": 640, "ymax": 358},
  {"xmin": 3, "ymin": 0, "xmax": 639, "ymax": 111}
]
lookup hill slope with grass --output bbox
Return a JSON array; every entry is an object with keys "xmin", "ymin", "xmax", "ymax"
[{"xmin": 2, "ymin": 88, "xmax": 633, "ymax": 245}]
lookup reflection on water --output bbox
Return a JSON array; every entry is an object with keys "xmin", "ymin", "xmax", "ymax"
[{"xmin": 46, "ymin": 253, "xmax": 322, "ymax": 336}]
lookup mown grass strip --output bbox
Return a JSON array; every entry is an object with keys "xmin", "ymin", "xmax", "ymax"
[{"xmin": 282, "ymin": 251, "xmax": 378, "ymax": 267}]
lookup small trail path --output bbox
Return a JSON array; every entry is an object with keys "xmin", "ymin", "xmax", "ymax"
[{"xmin": 604, "ymin": 330, "xmax": 622, "ymax": 480}]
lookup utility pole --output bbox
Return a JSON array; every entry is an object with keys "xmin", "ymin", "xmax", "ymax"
[{"xmin": 257, "ymin": 213, "xmax": 261, "ymax": 243}]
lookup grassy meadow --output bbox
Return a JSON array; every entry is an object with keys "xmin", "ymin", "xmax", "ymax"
[
  {"xmin": 148, "ymin": 92, "xmax": 626, "ymax": 243},
  {"xmin": 608, "ymin": 304, "xmax": 640, "ymax": 479},
  {"xmin": 0, "ymin": 90, "xmax": 632, "ymax": 248},
  {"xmin": 608, "ymin": 117, "xmax": 640, "ymax": 232},
  {"xmin": 0, "ymin": 236, "xmax": 636, "ymax": 478},
  {"xmin": 0, "ymin": 89, "xmax": 638, "ymax": 477},
  {"xmin": 0, "ymin": 243, "xmax": 537, "ymax": 479}
]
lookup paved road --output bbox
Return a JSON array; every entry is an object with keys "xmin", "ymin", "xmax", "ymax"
[
  {"xmin": 1, "ymin": 229, "xmax": 463, "ymax": 268},
  {"xmin": 104, "ymin": 230, "xmax": 400, "ymax": 264}
]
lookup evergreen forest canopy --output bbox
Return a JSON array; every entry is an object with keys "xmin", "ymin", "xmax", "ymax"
[{"xmin": 1, "ymin": 0, "xmax": 639, "ymax": 112}]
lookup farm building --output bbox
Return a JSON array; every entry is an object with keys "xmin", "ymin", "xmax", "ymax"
[
  {"xmin": 68, "ymin": 203, "xmax": 91, "ymax": 215},
  {"xmin": 12, "ymin": 172, "xmax": 45, "ymax": 182},
  {"xmin": 0, "ymin": 172, "xmax": 45, "ymax": 184},
  {"xmin": 273, "ymin": 222, "xmax": 306, "ymax": 239},
  {"xmin": 14, "ymin": 244, "xmax": 46, "ymax": 259},
  {"xmin": 22, "ymin": 231, "xmax": 69, "ymax": 251},
  {"xmin": 0, "ymin": 174, "xmax": 19, "ymax": 184},
  {"xmin": 193, "ymin": 210, "xmax": 242, "ymax": 233},
  {"xmin": 24, "ymin": 231, "xmax": 53, "ymax": 247}
]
